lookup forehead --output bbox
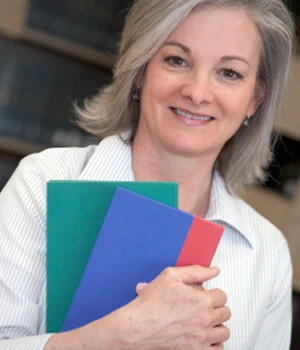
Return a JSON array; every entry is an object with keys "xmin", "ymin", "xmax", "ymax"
[{"xmin": 165, "ymin": 6, "xmax": 261, "ymax": 63}]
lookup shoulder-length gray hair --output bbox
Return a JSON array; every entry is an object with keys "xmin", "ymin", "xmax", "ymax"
[{"xmin": 76, "ymin": 0, "xmax": 294, "ymax": 193}]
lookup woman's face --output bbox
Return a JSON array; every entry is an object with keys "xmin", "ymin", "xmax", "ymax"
[{"xmin": 136, "ymin": 6, "xmax": 264, "ymax": 160}]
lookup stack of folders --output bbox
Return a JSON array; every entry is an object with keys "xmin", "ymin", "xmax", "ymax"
[{"xmin": 46, "ymin": 181, "xmax": 224, "ymax": 333}]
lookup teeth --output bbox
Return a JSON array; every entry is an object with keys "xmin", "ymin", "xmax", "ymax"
[{"xmin": 172, "ymin": 108, "xmax": 212, "ymax": 121}]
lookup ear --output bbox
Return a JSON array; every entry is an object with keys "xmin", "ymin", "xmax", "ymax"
[{"xmin": 247, "ymin": 81, "xmax": 266, "ymax": 116}]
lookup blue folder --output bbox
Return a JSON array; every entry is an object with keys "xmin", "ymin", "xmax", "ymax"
[{"xmin": 62, "ymin": 187, "xmax": 223, "ymax": 331}]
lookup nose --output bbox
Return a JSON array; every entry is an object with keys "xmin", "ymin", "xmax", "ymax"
[{"xmin": 181, "ymin": 72, "xmax": 215, "ymax": 106}]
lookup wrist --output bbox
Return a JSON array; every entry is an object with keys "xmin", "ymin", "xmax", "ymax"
[{"xmin": 44, "ymin": 309, "xmax": 131, "ymax": 350}]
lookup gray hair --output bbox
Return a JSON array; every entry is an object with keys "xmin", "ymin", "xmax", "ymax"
[{"xmin": 76, "ymin": 0, "xmax": 295, "ymax": 193}]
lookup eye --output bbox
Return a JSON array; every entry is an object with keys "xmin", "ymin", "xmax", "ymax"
[
  {"xmin": 164, "ymin": 56, "xmax": 188, "ymax": 68},
  {"xmin": 220, "ymin": 68, "xmax": 243, "ymax": 80}
]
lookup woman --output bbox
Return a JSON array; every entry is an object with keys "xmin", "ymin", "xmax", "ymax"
[{"xmin": 0, "ymin": 0, "xmax": 295, "ymax": 349}]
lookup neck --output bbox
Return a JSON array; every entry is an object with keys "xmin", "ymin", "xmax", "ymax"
[{"xmin": 132, "ymin": 134, "xmax": 215, "ymax": 218}]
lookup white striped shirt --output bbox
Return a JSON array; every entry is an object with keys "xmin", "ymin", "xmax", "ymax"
[{"xmin": 0, "ymin": 135, "xmax": 292, "ymax": 349}]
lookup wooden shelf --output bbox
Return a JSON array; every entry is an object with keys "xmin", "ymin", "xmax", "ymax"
[
  {"xmin": 0, "ymin": 0, "xmax": 116, "ymax": 69},
  {"xmin": 0, "ymin": 136, "xmax": 45, "ymax": 157},
  {"xmin": 22, "ymin": 28, "xmax": 115, "ymax": 69},
  {"xmin": 0, "ymin": 0, "xmax": 28, "ymax": 38}
]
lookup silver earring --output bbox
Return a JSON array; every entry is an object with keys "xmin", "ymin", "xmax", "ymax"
[
  {"xmin": 243, "ymin": 116, "xmax": 250, "ymax": 127},
  {"xmin": 132, "ymin": 90, "xmax": 140, "ymax": 101}
]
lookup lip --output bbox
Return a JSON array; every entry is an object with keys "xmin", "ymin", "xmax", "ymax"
[{"xmin": 170, "ymin": 107, "xmax": 215, "ymax": 121}]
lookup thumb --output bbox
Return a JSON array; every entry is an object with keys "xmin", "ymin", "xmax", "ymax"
[
  {"xmin": 136, "ymin": 282, "xmax": 148, "ymax": 295},
  {"xmin": 176, "ymin": 265, "xmax": 220, "ymax": 285}
]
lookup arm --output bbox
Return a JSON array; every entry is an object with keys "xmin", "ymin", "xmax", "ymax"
[
  {"xmin": 0, "ymin": 154, "xmax": 55, "ymax": 348},
  {"xmin": 255, "ymin": 238, "xmax": 292, "ymax": 349}
]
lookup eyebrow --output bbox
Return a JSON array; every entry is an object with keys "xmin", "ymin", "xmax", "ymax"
[
  {"xmin": 220, "ymin": 56, "xmax": 251, "ymax": 68},
  {"xmin": 163, "ymin": 41, "xmax": 190, "ymax": 53}
]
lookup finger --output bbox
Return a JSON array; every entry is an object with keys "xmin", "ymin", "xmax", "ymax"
[
  {"xmin": 206, "ymin": 288, "xmax": 228, "ymax": 307},
  {"xmin": 210, "ymin": 324, "xmax": 230, "ymax": 344},
  {"xmin": 211, "ymin": 306, "xmax": 231, "ymax": 326},
  {"xmin": 173, "ymin": 265, "xmax": 220, "ymax": 285},
  {"xmin": 136, "ymin": 282, "xmax": 148, "ymax": 294}
]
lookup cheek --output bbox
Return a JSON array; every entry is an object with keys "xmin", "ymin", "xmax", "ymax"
[
  {"xmin": 143, "ymin": 79, "xmax": 176, "ymax": 108},
  {"xmin": 220, "ymin": 87, "xmax": 256, "ymax": 118},
  {"xmin": 145, "ymin": 64, "xmax": 181, "ymax": 98}
]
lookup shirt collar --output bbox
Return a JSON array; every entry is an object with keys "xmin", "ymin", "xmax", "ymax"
[{"xmin": 206, "ymin": 172, "xmax": 254, "ymax": 248}]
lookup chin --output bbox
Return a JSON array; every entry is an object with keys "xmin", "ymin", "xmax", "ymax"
[{"xmin": 162, "ymin": 137, "xmax": 207, "ymax": 157}]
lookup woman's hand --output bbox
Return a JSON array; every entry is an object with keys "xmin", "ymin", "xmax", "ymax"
[
  {"xmin": 45, "ymin": 265, "xmax": 230, "ymax": 350},
  {"xmin": 120, "ymin": 265, "xmax": 230, "ymax": 349}
]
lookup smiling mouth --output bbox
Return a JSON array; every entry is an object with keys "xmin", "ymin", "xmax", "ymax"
[{"xmin": 171, "ymin": 107, "xmax": 214, "ymax": 121}]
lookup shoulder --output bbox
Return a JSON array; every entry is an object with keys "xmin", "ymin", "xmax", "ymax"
[
  {"xmin": 0, "ymin": 145, "xmax": 99, "ymax": 228},
  {"xmin": 229, "ymin": 195, "xmax": 292, "ymax": 303},
  {"xmin": 17, "ymin": 144, "xmax": 99, "ymax": 180},
  {"xmin": 235, "ymin": 195, "xmax": 289, "ymax": 254},
  {"xmin": 15, "ymin": 133, "xmax": 131, "ymax": 182},
  {"xmin": 210, "ymin": 172, "xmax": 288, "ymax": 253}
]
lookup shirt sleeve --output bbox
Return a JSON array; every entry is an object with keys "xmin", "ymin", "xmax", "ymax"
[
  {"xmin": 0, "ymin": 154, "xmax": 56, "ymax": 348},
  {"xmin": 0, "ymin": 335, "xmax": 53, "ymax": 350},
  {"xmin": 255, "ymin": 237, "xmax": 292, "ymax": 349}
]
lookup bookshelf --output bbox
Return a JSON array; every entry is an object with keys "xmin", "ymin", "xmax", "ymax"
[
  {"xmin": 0, "ymin": 0, "xmax": 132, "ymax": 188},
  {"xmin": 0, "ymin": 0, "xmax": 132, "ymax": 68},
  {"xmin": 0, "ymin": 35, "xmax": 112, "ymax": 153}
]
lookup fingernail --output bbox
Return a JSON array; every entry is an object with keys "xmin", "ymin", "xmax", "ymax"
[{"xmin": 136, "ymin": 282, "xmax": 148, "ymax": 294}]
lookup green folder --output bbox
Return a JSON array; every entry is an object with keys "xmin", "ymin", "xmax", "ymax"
[{"xmin": 46, "ymin": 181, "xmax": 178, "ymax": 333}]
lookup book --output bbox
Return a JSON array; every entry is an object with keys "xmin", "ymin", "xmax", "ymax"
[
  {"xmin": 26, "ymin": 0, "xmax": 132, "ymax": 53},
  {"xmin": 46, "ymin": 181, "xmax": 178, "ymax": 333},
  {"xmin": 0, "ymin": 36, "xmax": 109, "ymax": 151},
  {"xmin": 61, "ymin": 187, "xmax": 223, "ymax": 331}
]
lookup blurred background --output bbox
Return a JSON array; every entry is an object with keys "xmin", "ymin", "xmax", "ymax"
[{"xmin": 0, "ymin": 0, "xmax": 299, "ymax": 347}]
